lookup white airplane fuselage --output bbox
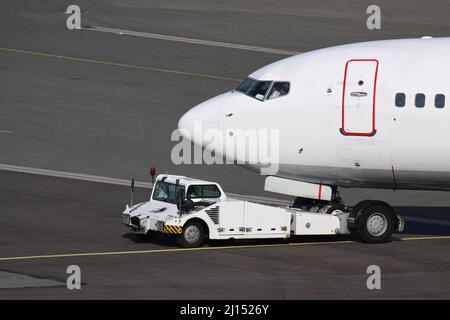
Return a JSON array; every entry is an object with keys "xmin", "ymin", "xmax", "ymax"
[{"xmin": 178, "ymin": 38, "xmax": 450, "ymax": 191}]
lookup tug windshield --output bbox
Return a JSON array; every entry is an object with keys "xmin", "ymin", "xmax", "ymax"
[{"xmin": 152, "ymin": 181, "xmax": 185, "ymax": 204}]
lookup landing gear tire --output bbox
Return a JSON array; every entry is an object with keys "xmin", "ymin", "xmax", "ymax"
[
  {"xmin": 177, "ymin": 221, "xmax": 205, "ymax": 248},
  {"xmin": 356, "ymin": 203, "xmax": 395, "ymax": 243}
]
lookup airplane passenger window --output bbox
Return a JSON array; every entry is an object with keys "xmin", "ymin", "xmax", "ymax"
[
  {"xmin": 435, "ymin": 94, "xmax": 445, "ymax": 108},
  {"xmin": 268, "ymin": 82, "xmax": 290, "ymax": 100},
  {"xmin": 395, "ymin": 93, "xmax": 406, "ymax": 107},
  {"xmin": 248, "ymin": 81, "xmax": 272, "ymax": 101},
  {"xmin": 415, "ymin": 93, "xmax": 425, "ymax": 108},
  {"xmin": 236, "ymin": 78, "xmax": 256, "ymax": 93}
]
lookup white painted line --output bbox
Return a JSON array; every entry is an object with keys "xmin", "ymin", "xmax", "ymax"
[
  {"xmin": 0, "ymin": 131, "xmax": 13, "ymax": 134},
  {"xmin": 402, "ymin": 215, "xmax": 450, "ymax": 227},
  {"xmin": 84, "ymin": 26, "xmax": 300, "ymax": 56},
  {"xmin": 0, "ymin": 163, "xmax": 153, "ymax": 188},
  {"xmin": 0, "ymin": 163, "xmax": 290, "ymax": 206}
]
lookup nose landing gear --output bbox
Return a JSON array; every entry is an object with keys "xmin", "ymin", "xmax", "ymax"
[{"xmin": 292, "ymin": 187, "xmax": 402, "ymax": 243}]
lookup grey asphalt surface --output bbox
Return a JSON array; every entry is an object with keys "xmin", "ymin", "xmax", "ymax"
[
  {"xmin": 0, "ymin": 171, "xmax": 449, "ymax": 299},
  {"xmin": 1, "ymin": 1, "xmax": 450, "ymax": 299}
]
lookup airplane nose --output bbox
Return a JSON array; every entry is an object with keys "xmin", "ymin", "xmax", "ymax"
[{"xmin": 178, "ymin": 100, "xmax": 219, "ymax": 146}]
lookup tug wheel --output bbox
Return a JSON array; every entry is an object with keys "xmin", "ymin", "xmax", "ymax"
[{"xmin": 177, "ymin": 221, "xmax": 205, "ymax": 248}]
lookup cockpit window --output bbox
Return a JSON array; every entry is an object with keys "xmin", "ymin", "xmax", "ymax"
[
  {"xmin": 248, "ymin": 81, "xmax": 272, "ymax": 101},
  {"xmin": 236, "ymin": 78, "xmax": 256, "ymax": 93},
  {"xmin": 267, "ymin": 82, "xmax": 290, "ymax": 100},
  {"xmin": 235, "ymin": 78, "xmax": 290, "ymax": 101}
]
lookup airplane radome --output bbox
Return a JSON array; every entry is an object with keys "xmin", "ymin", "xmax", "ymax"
[{"xmin": 179, "ymin": 37, "xmax": 450, "ymax": 194}]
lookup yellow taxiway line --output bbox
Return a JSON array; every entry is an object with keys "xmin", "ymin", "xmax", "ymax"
[
  {"xmin": 0, "ymin": 47, "xmax": 241, "ymax": 82},
  {"xmin": 397, "ymin": 235, "xmax": 450, "ymax": 241},
  {"xmin": 0, "ymin": 236, "xmax": 449, "ymax": 262}
]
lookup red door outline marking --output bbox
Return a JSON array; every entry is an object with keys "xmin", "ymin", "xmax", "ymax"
[{"xmin": 340, "ymin": 59, "xmax": 379, "ymax": 137}]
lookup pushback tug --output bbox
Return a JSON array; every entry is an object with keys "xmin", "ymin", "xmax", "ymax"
[{"xmin": 122, "ymin": 174, "xmax": 404, "ymax": 247}]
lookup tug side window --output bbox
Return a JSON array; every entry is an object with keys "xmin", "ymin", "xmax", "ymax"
[
  {"xmin": 187, "ymin": 185, "xmax": 221, "ymax": 199},
  {"xmin": 186, "ymin": 185, "xmax": 202, "ymax": 198},
  {"xmin": 202, "ymin": 185, "xmax": 222, "ymax": 198}
]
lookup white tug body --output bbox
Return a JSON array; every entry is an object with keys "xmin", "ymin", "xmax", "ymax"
[{"xmin": 122, "ymin": 174, "xmax": 403, "ymax": 247}]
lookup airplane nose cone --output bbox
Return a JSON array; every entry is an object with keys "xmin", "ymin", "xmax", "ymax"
[{"xmin": 178, "ymin": 100, "xmax": 219, "ymax": 146}]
